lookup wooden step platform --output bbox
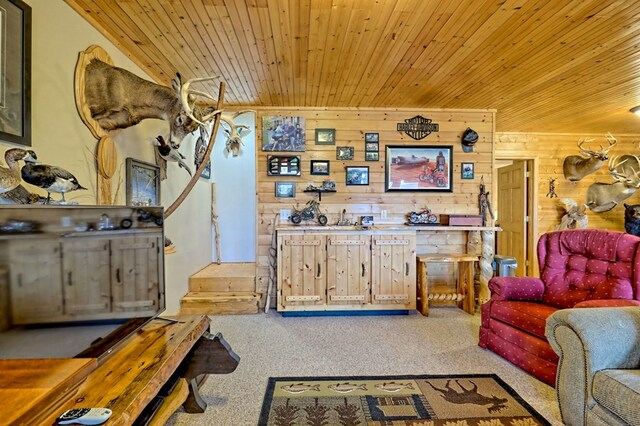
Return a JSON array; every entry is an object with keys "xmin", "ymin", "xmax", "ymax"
[
  {"xmin": 189, "ymin": 263, "xmax": 256, "ymax": 292},
  {"xmin": 180, "ymin": 291, "xmax": 261, "ymax": 315}
]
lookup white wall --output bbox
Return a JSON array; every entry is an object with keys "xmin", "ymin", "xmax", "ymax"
[
  {"xmin": 1, "ymin": 1, "xmax": 212, "ymax": 315},
  {"xmin": 211, "ymin": 113, "xmax": 257, "ymax": 262}
]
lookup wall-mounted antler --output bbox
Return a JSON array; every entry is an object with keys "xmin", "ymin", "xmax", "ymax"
[
  {"xmin": 586, "ymin": 154, "xmax": 640, "ymax": 212},
  {"xmin": 562, "ymin": 133, "xmax": 617, "ymax": 181}
]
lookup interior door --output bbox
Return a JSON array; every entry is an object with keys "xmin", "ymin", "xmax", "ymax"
[
  {"xmin": 497, "ymin": 161, "xmax": 527, "ymax": 276},
  {"xmin": 370, "ymin": 234, "xmax": 416, "ymax": 308}
]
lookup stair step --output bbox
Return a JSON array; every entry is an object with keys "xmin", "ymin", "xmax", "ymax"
[
  {"xmin": 189, "ymin": 263, "xmax": 256, "ymax": 292},
  {"xmin": 180, "ymin": 291, "xmax": 261, "ymax": 315}
]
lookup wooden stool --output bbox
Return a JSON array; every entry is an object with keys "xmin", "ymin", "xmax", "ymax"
[{"xmin": 416, "ymin": 254, "xmax": 479, "ymax": 316}]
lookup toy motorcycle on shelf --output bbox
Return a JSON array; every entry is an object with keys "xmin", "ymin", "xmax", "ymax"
[
  {"xmin": 406, "ymin": 208, "xmax": 438, "ymax": 225},
  {"xmin": 290, "ymin": 200, "xmax": 328, "ymax": 226}
]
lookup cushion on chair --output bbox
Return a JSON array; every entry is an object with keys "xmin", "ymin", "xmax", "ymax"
[
  {"xmin": 592, "ymin": 369, "xmax": 640, "ymax": 426},
  {"xmin": 574, "ymin": 299, "xmax": 640, "ymax": 308},
  {"xmin": 538, "ymin": 230, "xmax": 638, "ymax": 309},
  {"xmin": 487, "ymin": 318, "xmax": 559, "ymax": 362},
  {"xmin": 489, "ymin": 300, "xmax": 558, "ymax": 340},
  {"xmin": 488, "ymin": 277, "xmax": 545, "ymax": 301}
]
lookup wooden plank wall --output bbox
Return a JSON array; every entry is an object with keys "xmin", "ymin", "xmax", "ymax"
[
  {"xmin": 495, "ymin": 132, "xmax": 640, "ymax": 240},
  {"xmin": 256, "ymin": 108, "xmax": 495, "ymax": 304}
]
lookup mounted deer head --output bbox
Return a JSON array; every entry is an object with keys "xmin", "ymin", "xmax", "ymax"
[
  {"xmin": 84, "ymin": 59, "xmax": 220, "ymax": 149},
  {"xmin": 586, "ymin": 155, "xmax": 640, "ymax": 212},
  {"xmin": 562, "ymin": 133, "xmax": 617, "ymax": 181}
]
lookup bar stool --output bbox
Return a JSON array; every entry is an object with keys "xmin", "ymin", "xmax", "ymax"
[{"xmin": 416, "ymin": 254, "xmax": 479, "ymax": 316}]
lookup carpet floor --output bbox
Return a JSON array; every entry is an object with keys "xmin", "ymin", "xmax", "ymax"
[{"xmin": 167, "ymin": 308, "xmax": 562, "ymax": 426}]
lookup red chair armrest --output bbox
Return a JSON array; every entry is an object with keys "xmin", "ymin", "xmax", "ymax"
[
  {"xmin": 573, "ymin": 299, "xmax": 640, "ymax": 308},
  {"xmin": 488, "ymin": 276, "xmax": 545, "ymax": 301}
]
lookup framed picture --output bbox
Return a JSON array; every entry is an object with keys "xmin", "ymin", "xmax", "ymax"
[
  {"xmin": 336, "ymin": 146, "xmax": 354, "ymax": 160},
  {"xmin": 365, "ymin": 133, "xmax": 379, "ymax": 142},
  {"xmin": 267, "ymin": 155, "xmax": 301, "ymax": 176},
  {"xmin": 346, "ymin": 166, "xmax": 369, "ymax": 185},
  {"xmin": 365, "ymin": 152, "xmax": 379, "ymax": 161},
  {"xmin": 310, "ymin": 160, "xmax": 330, "ymax": 175},
  {"xmin": 262, "ymin": 116, "xmax": 305, "ymax": 151},
  {"xmin": 275, "ymin": 181, "xmax": 296, "ymax": 198},
  {"xmin": 365, "ymin": 142, "xmax": 379, "ymax": 152},
  {"xmin": 385, "ymin": 145, "xmax": 453, "ymax": 192},
  {"xmin": 0, "ymin": 0, "xmax": 31, "ymax": 146},
  {"xmin": 461, "ymin": 162, "xmax": 474, "ymax": 179},
  {"xmin": 315, "ymin": 128, "xmax": 335, "ymax": 145},
  {"xmin": 126, "ymin": 158, "xmax": 161, "ymax": 206}
]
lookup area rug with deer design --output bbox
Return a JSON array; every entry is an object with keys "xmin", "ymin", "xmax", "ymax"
[{"xmin": 258, "ymin": 374, "xmax": 550, "ymax": 426}]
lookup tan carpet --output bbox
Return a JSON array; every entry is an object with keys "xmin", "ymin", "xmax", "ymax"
[{"xmin": 167, "ymin": 307, "xmax": 562, "ymax": 426}]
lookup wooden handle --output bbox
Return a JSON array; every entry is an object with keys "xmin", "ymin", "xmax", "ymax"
[
  {"xmin": 316, "ymin": 263, "xmax": 321, "ymax": 278},
  {"xmin": 361, "ymin": 263, "xmax": 365, "ymax": 277},
  {"xmin": 68, "ymin": 271, "xmax": 73, "ymax": 286},
  {"xmin": 116, "ymin": 268, "xmax": 121, "ymax": 283},
  {"xmin": 406, "ymin": 262, "xmax": 409, "ymax": 276}
]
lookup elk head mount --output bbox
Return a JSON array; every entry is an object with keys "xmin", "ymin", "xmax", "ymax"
[
  {"xmin": 586, "ymin": 155, "xmax": 640, "ymax": 213},
  {"xmin": 562, "ymin": 133, "xmax": 617, "ymax": 181}
]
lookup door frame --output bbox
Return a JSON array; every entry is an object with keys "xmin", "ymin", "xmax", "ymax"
[{"xmin": 494, "ymin": 155, "xmax": 540, "ymax": 276}]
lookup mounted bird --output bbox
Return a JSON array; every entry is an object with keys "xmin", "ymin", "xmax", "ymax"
[
  {"xmin": 153, "ymin": 135, "xmax": 192, "ymax": 177},
  {"xmin": 0, "ymin": 148, "xmax": 37, "ymax": 194},
  {"xmin": 21, "ymin": 157, "xmax": 87, "ymax": 203}
]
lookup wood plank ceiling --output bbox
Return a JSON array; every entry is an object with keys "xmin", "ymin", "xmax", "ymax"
[{"xmin": 64, "ymin": 0, "xmax": 640, "ymax": 134}]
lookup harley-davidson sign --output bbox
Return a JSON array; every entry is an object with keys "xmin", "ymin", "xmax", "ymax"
[{"xmin": 397, "ymin": 116, "xmax": 439, "ymax": 140}]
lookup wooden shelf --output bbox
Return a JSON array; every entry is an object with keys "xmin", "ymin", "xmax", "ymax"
[{"xmin": 303, "ymin": 188, "xmax": 336, "ymax": 201}]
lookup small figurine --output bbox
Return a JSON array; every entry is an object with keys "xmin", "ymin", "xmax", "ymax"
[
  {"xmin": 547, "ymin": 177, "xmax": 558, "ymax": 198},
  {"xmin": 290, "ymin": 200, "xmax": 328, "ymax": 225},
  {"xmin": 479, "ymin": 176, "xmax": 494, "ymax": 226}
]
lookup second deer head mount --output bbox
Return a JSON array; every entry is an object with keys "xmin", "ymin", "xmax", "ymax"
[{"xmin": 562, "ymin": 133, "xmax": 617, "ymax": 181}]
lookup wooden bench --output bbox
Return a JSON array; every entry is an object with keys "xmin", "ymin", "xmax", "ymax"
[{"xmin": 416, "ymin": 254, "xmax": 479, "ymax": 316}]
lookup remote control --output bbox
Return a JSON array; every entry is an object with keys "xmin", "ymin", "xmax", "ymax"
[{"xmin": 56, "ymin": 408, "xmax": 112, "ymax": 425}]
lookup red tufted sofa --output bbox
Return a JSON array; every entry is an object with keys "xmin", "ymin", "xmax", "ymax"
[{"xmin": 479, "ymin": 229, "xmax": 640, "ymax": 386}]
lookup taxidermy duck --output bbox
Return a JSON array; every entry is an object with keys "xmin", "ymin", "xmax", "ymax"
[
  {"xmin": 154, "ymin": 135, "xmax": 192, "ymax": 176},
  {"xmin": 0, "ymin": 148, "xmax": 37, "ymax": 194},
  {"xmin": 21, "ymin": 159, "xmax": 87, "ymax": 203}
]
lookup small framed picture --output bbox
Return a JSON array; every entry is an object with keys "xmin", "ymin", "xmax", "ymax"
[
  {"xmin": 275, "ymin": 181, "xmax": 296, "ymax": 198},
  {"xmin": 461, "ymin": 162, "xmax": 474, "ymax": 179},
  {"xmin": 365, "ymin": 152, "xmax": 379, "ymax": 161},
  {"xmin": 267, "ymin": 155, "xmax": 301, "ymax": 176},
  {"xmin": 365, "ymin": 133, "xmax": 379, "ymax": 142},
  {"xmin": 310, "ymin": 160, "xmax": 330, "ymax": 175},
  {"xmin": 365, "ymin": 142, "xmax": 379, "ymax": 152},
  {"xmin": 346, "ymin": 166, "xmax": 369, "ymax": 185},
  {"xmin": 315, "ymin": 128, "xmax": 336, "ymax": 145},
  {"xmin": 126, "ymin": 158, "xmax": 161, "ymax": 206},
  {"xmin": 336, "ymin": 146, "xmax": 354, "ymax": 160}
]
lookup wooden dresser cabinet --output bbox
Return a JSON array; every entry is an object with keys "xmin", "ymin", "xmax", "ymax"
[{"xmin": 276, "ymin": 227, "xmax": 416, "ymax": 312}]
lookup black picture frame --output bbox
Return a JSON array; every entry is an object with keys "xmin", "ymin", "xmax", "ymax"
[
  {"xmin": 461, "ymin": 162, "xmax": 474, "ymax": 179},
  {"xmin": 315, "ymin": 128, "xmax": 336, "ymax": 145},
  {"xmin": 346, "ymin": 166, "xmax": 369, "ymax": 186},
  {"xmin": 385, "ymin": 145, "xmax": 453, "ymax": 192},
  {"xmin": 310, "ymin": 160, "xmax": 330, "ymax": 175},
  {"xmin": 0, "ymin": 0, "xmax": 31, "ymax": 146},
  {"xmin": 365, "ymin": 133, "xmax": 379, "ymax": 142},
  {"xmin": 365, "ymin": 142, "xmax": 379, "ymax": 152},
  {"xmin": 267, "ymin": 155, "xmax": 301, "ymax": 176},
  {"xmin": 336, "ymin": 146, "xmax": 354, "ymax": 160},
  {"xmin": 126, "ymin": 158, "xmax": 161, "ymax": 206},
  {"xmin": 365, "ymin": 152, "xmax": 379, "ymax": 161},
  {"xmin": 275, "ymin": 181, "xmax": 296, "ymax": 198}
]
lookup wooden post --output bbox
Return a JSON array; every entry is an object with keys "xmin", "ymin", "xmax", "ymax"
[
  {"xmin": 211, "ymin": 182, "xmax": 221, "ymax": 264},
  {"xmin": 416, "ymin": 258, "xmax": 429, "ymax": 316},
  {"xmin": 165, "ymin": 82, "xmax": 226, "ymax": 219}
]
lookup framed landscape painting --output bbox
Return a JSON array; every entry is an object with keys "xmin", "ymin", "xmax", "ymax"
[
  {"xmin": 126, "ymin": 158, "xmax": 161, "ymax": 206},
  {"xmin": 385, "ymin": 145, "xmax": 453, "ymax": 192}
]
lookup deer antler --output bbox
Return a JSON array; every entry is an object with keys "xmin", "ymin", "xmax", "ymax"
[
  {"xmin": 180, "ymin": 76, "xmax": 221, "ymax": 125},
  {"xmin": 609, "ymin": 156, "xmax": 640, "ymax": 187}
]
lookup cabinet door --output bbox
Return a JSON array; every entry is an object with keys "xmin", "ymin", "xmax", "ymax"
[
  {"xmin": 9, "ymin": 240, "xmax": 63, "ymax": 323},
  {"xmin": 111, "ymin": 236, "xmax": 161, "ymax": 314},
  {"xmin": 326, "ymin": 234, "xmax": 370, "ymax": 305},
  {"xmin": 62, "ymin": 239, "xmax": 111, "ymax": 315},
  {"xmin": 371, "ymin": 234, "xmax": 416, "ymax": 308},
  {"xmin": 277, "ymin": 234, "xmax": 326, "ymax": 309}
]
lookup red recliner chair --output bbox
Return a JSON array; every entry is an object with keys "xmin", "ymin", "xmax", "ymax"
[{"xmin": 479, "ymin": 229, "xmax": 640, "ymax": 385}]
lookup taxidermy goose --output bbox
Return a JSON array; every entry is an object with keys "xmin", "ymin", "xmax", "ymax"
[
  {"xmin": 154, "ymin": 135, "xmax": 192, "ymax": 176},
  {"xmin": 21, "ymin": 159, "xmax": 87, "ymax": 203},
  {"xmin": 0, "ymin": 148, "xmax": 37, "ymax": 194}
]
